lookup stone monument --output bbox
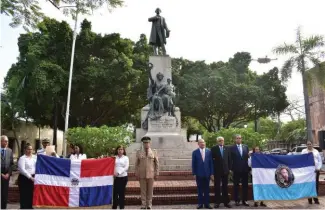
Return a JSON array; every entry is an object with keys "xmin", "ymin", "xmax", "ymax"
[{"xmin": 127, "ymin": 8, "xmax": 197, "ymax": 171}]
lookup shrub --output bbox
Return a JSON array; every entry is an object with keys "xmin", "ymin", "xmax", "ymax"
[
  {"xmin": 203, "ymin": 128, "xmax": 267, "ymax": 150},
  {"xmin": 67, "ymin": 125, "xmax": 133, "ymax": 158}
]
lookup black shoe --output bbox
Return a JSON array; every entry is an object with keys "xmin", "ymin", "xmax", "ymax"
[
  {"xmin": 197, "ymin": 205, "xmax": 204, "ymax": 209},
  {"xmin": 308, "ymin": 199, "xmax": 312, "ymax": 204},
  {"xmin": 224, "ymin": 203, "xmax": 231, "ymax": 208},
  {"xmin": 204, "ymin": 205, "xmax": 213, "ymax": 209},
  {"xmin": 140, "ymin": 208, "xmax": 146, "ymax": 209},
  {"xmin": 315, "ymin": 200, "xmax": 320, "ymax": 205},
  {"xmin": 147, "ymin": 207, "xmax": 151, "ymax": 209},
  {"xmin": 214, "ymin": 204, "xmax": 220, "ymax": 208},
  {"xmin": 235, "ymin": 202, "xmax": 240, "ymax": 206},
  {"xmin": 260, "ymin": 202, "xmax": 267, "ymax": 207},
  {"xmin": 254, "ymin": 202, "xmax": 258, "ymax": 207},
  {"xmin": 242, "ymin": 201, "xmax": 249, "ymax": 207}
]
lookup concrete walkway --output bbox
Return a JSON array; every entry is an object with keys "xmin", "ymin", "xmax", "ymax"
[{"xmin": 7, "ymin": 196, "xmax": 325, "ymax": 209}]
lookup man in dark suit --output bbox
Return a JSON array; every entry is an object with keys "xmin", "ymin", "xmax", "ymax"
[
  {"xmin": 1, "ymin": 135, "xmax": 14, "ymax": 209},
  {"xmin": 211, "ymin": 136, "xmax": 231, "ymax": 208},
  {"xmin": 192, "ymin": 139, "xmax": 214, "ymax": 209},
  {"xmin": 230, "ymin": 134, "xmax": 249, "ymax": 207}
]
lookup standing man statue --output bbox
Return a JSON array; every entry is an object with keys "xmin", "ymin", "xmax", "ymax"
[
  {"xmin": 135, "ymin": 136, "xmax": 159, "ymax": 209},
  {"xmin": 148, "ymin": 8, "xmax": 170, "ymax": 55}
]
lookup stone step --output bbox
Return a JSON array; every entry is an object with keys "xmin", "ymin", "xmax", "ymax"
[
  {"xmin": 129, "ymin": 158, "xmax": 191, "ymax": 165},
  {"xmin": 127, "ymin": 171, "xmax": 194, "ymax": 181},
  {"xmin": 129, "ymin": 165, "xmax": 192, "ymax": 171},
  {"xmin": 125, "ymin": 194, "xmax": 217, "ymax": 205}
]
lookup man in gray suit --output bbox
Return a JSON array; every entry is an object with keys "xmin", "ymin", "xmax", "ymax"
[{"xmin": 1, "ymin": 135, "xmax": 14, "ymax": 209}]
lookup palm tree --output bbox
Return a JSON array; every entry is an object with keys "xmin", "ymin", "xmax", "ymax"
[{"xmin": 273, "ymin": 27, "xmax": 324, "ymax": 142}]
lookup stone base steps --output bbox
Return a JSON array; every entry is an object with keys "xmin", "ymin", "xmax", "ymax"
[
  {"xmin": 125, "ymin": 194, "xmax": 217, "ymax": 205},
  {"xmin": 127, "ymin": 171, "xmax": 194, "ymax": 181},
  {"xmin": 129, "ymin": 165, "xmax": 192, "ymax": 171},
  {"xmin": 8, "ymin": 174, "xmax": 325, "ymax": 205}
]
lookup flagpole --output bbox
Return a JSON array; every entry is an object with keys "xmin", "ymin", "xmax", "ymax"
[{"xmin": 62, "ymin": 4, "xmax": 79, "ymax": 157}]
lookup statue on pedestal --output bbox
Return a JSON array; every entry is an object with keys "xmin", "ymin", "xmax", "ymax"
[
  {"xmin": 142, "ymin": 63, "xmax": 177, "ymax": 129},
  {"xmin": 148, "ymin": 8, "xmax": 170, "ymax": 56}
]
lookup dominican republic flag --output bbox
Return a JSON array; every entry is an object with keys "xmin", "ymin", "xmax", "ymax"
[
  {"xmin": 252, "ymin": 153, "xmax": 317, "ymax": 200},
  {"xmin": 33, "ymin": 155, "xmax": 115, "ymax": 208}
]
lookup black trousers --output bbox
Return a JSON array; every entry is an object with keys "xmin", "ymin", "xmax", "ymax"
[
  {"xmin": 112, "ymin": 176, "xmax": 128, "ymax": 209},
  {"xmin": 233, "ymin": 172, "xmax": 248, "ymax": 202},
  {"xmin": 308, "ymin": 171, "xmax": 320, "ymax": 202},
  {"xmin": 214, "ymin": 173, "xmax": 229, "ymax": 205},
  {"xmin": 18, "ymin": 174, "xmax": 34, "ymax": 209},
  {"xmin": 1, "ymin": 175, "xmax": 10, "ymax": 209}
]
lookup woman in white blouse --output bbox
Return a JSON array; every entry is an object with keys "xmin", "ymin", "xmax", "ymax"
[
  {"xmin": 18, "ymin": 144, "xmax": 37, "ymax": 209},
  {"xmin": 301, "ymin": 141, "xmax": 322, "ymax": 205},
  {"xmin": 112, "ymin": 145, "xmax": 129, "ymax": 209},
  {"xmin": 70, "ymin": 145, "xmax": 87, "ymax": 160}
]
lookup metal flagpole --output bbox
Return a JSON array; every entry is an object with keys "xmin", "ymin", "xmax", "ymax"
[{"xmin": 63, "ymin": 7, "xmax": 79, "ymax": 157}]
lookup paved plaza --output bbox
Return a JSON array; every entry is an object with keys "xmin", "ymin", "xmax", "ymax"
[{"xmin": 6, "ymin": 196, "xmax": 325, "ymax": 209}]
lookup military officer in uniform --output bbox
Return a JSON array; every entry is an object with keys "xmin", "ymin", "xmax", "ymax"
[{"xmin": 135, "ymin": 136, "xmax": 159, "ymax": 209}]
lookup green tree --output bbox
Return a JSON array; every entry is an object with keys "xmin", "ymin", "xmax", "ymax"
[
  {"xmin": 203, "ymin": 128, "xmax": 267, "ymax": 149},
  {"xmin": 67, "ymin": 125, "xmax": 132, "ymax": 158},
  {"xmin": 1, "ymin": 0, "xmax": 43, "ymax": 31},
  {"xmin": 273, "ymin": 27, "xmax": 325, "ymax": 142},
  {"xmin": 279, "ymin": 119, "xmax": 306, "ymax": 147}
]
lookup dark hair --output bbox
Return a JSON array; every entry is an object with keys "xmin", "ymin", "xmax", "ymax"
[
  {"xmin": 114, "ymin": 145, "xmax": 127, "ymax": 156},
  {"xmin": 74, "ymin": 144, "xmax": 84, "ymax": 154},
  {"xmin": 252, "ymin": 146, "xmax": 260, "ymax": 153},
  {"xmin": 25, "ymin": 144, "xmax": 32, "ymax": 150},
  {"xmin": 307, "ymin": 140, "xmax": 313, "ymax": 144}
]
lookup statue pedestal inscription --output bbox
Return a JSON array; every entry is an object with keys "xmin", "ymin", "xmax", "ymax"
[{"xmin": 148, "ymin": 116, "xmax": 179, "ymax": 132}]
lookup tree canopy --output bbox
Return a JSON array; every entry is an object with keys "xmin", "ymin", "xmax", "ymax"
[{"xmin": 3, "ymin": 18, "xmax": 289, "ymax": 139}]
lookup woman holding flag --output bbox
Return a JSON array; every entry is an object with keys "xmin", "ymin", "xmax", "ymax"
[
  {"xmin": 112, "ymin": 145, "xmax": 129, "ymax": 209},
  {"xmin": 18, "ymin": 144, "xmax": 37, "ymax": 209},
  {"xmin": 248, "ymin": 146, "xmax": 267, "ymax": 208}
]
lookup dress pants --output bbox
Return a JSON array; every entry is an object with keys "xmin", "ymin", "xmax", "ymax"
[
  {"xmin": 214, "ymin": 174, "xmax": 229, "ymax": 205},
  {"xmin": 308, "ymin": 171, "xmax": 320, "ymax": 202},
  {"xmin": 1, "ymin": 175, "xmax": 10, "ymax": 209},
  {"xmin": 139, "ymin": 178, "xmax": 154, "ymax": 208},
  {"xmin": 112, "ymin": 176, "xmax": 128, "ymax": 209},
  {"xmin": 18, "ymin": 174, "xmax": 34, "ymax": 209},
  {"xmin": 196, "ymin": 176, "xmax": 210, "ymax": 206},
  {"xmin": 233, "ymin": 172, "xmax": 248, "ymax": 202}
]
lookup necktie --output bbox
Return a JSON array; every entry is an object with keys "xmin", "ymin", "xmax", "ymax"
[
  {"xmin": 238, "ymin": 145, "xmax": 242, "ymax": 156},
  {"xmin": 201, "ymin": 149, "xmax": 205, "ymax": 162},
  {"xmin": 220, "ymin": 146, "xmax": 223, "ymax": 157},
  {"xmin": 1, "ymin": 149, "xmax": 5, "ymax": 160}
]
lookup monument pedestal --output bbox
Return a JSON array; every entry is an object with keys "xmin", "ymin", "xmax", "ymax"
[{"xmin": 127, "ymin": 55, "xmax": 197, "ymax": 171}]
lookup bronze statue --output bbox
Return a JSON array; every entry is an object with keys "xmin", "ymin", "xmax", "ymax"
[
  {"xmin": 148, "ymin": 8, "xmax": 170, "ymax": 55},
  {"xmin": 142, "ymin": 63, "xmax": 177, "ymax": 129}
]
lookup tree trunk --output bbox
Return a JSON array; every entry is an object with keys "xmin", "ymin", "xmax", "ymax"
[
  {"xmin": 301, "ymin": 61, "xmax": 313, "ymax": 142},
  {"xmin": 53, "ymin": 102, "xmax": 58, "ymax": 146},
  {"xmin": 254, "ymin": 101, "xmax": 258, "ymax": 132},
  {"xmin": 11, "ymin": 122, "xmax": 21, "ymax": 157}
]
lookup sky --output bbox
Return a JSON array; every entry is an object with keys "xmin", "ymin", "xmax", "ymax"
[{"xmin": 1, "ymin": 0, "xmax": 325, "ymax": 121}]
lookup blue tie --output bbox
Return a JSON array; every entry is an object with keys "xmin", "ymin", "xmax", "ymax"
[
  {"xmin": 220, "ymin": 146, "xmax": 223, "ymax": 158},
  {"xmin": 238, "ymin": 145, "xmax": 242, "ymax": 156},
  {"xmin": 1, "ymin": 149, "xmax": 5, "ymax": 159}
]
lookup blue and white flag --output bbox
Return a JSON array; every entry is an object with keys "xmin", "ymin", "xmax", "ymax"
[{"xmin": 252, "ymin": 153, "xmax": 317, "ymax": 200}]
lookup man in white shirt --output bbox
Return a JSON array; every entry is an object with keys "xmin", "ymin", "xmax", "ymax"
[
  {"xmin": 37, "ymin": 138, "xmax": 50, "ymax": 155},
  {"xmin": 301, "ymin": 141, "xmax": 322, "ymax": 205},
  {"xmin": 37, "ymin": 138, "xmax": 59, "ymax": 157}
]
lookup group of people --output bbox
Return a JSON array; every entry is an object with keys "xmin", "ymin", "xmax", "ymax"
[
  {"xmin": 1, "ymin": 134, "xmax": 322, "ymax": 209},
  {"xmin": 0, "ymin": 136, "xmax": 87, "ymax": 209},
  {"xmin": 192, "ymin": 135, "xmax": 322, "ymax": 209}
]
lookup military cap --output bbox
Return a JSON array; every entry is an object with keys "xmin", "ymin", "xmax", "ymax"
[
  {"xmin": 141, "ymin": 136, "xmax": 151, "ymax": 143},
  {"xmin": 42, "ymin": 138, "xmax": 50, "ymax": 143}
]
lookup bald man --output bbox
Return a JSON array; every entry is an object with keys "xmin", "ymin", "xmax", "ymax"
[
  {"xmin": 1, "ymin": 135, "xmax": 13, "ymax": 209},
  {"xmin": 192, "ymin": 139, "xmax": 214, "ymax": 209}
]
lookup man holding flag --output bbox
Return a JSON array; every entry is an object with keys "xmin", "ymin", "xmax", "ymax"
[{"xmin": 301, "ymin": 140, "xmax": 322, "ymax": 205}]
